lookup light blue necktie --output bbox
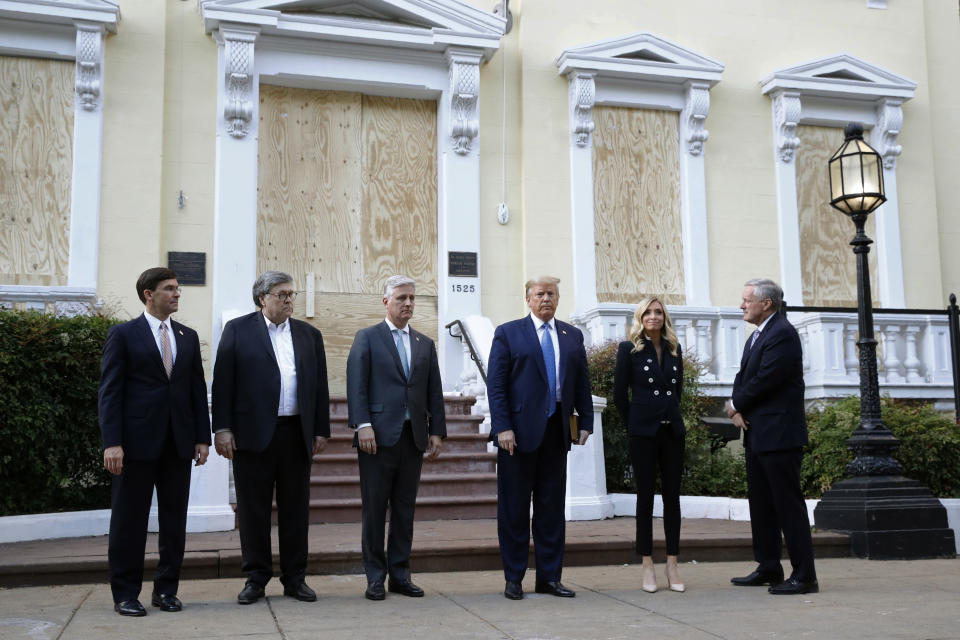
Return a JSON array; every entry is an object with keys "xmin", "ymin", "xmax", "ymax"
[
  {"xmin": 541, "ymin": 323, "xmax": 557, "ymax": 416},
  {"xmin": 394, "ymin": 329, "xmax": 409, "ymax": 379}
]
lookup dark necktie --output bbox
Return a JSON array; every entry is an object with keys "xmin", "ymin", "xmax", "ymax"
[{"xmin": 541, "ymin": 323, "xmax": 556, "ymax": 416}]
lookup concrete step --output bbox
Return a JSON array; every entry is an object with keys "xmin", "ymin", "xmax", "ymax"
[
  {"xmin": 313, "ymin": 452, "xmax": 497, "ymax": 476},
  {"xmin": 318, "ymin": 431, "xmax": 490, "ymax": 456},
  {"xmin": 310, "ymin": 472, "xmax": 498, "ymax": 500},
  {"xmin": 304, "ymin": 496, "xmax": 499, "ymax": 524}
]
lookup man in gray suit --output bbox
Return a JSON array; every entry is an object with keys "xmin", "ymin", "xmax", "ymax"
[{"xmin": 347, "ymin": 275, "xmax": 446, "ymax": 601}]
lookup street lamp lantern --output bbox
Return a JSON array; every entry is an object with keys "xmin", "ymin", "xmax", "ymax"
[
  {"xmin": 813, "ymin": 122, "xmax": 956, "ymax": 559},
  {"xmin": 828, "ymin": 122, "xmax": 886, "ymax": 216}
]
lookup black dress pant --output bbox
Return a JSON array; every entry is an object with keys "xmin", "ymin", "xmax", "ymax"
[
  {"xmin": 629, "ymin": 424, "xmax": 684, "ymax": 556},
  {"xmin": 108, "ymin": 433, "xmax": 191, "ymax": 603},
  {"xmin": 496, "ymin": 407, "xmax": 567, "ymax": 583},
  {"xmin": 233, "ymin": 416, "xmax": 311, "ymax": 588},
  {"xmin": 358, "ymin": 421, "xmax": 424, "ymax": 585},
  {"xmin": 745, "ymin": 447, "xmax": 816, "ymax": 582}
]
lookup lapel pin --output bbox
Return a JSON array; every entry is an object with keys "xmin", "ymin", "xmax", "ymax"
[
  {"xmin": 562, "ymin": 329, "xmax": 567, "ymax": 335},
  {"xmin": 179, "ymin": 330, "xmax": 184, "ymax": 336},
  {"xmin": 415, "ymin": 336, "xmax": 420, "ymax": 342}
]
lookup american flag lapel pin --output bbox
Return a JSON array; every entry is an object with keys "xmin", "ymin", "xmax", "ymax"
[
  {"xmin": 562, "ymin": 330, "xmax": 567, "ymax": 334},
  {"xmin": 179, "ymin": 330, "xmax": 184, "ymax": 336}
]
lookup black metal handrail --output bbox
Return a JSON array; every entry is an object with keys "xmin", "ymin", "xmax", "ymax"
[{"xmin": 445, "ymin": 319, "xmax": 487, "ymax": 386}]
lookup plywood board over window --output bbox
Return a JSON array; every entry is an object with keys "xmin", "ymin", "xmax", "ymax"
[
  {"xmin": 796, "ymin": 124, "xmax": 879, "ymax": 307},
  {"xmin": 0, "ymin": 56, "xmax": 74, "ymax": 286},
  {"xmin": 257, "ymin": 86, "xmax": 437, "ymax": 393},
  {"xmin": 592, "ymin": 106, "xmax": 684, "ymax": 305}
]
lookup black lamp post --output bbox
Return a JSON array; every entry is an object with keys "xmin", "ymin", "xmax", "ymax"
[{"xmin": 813, "ymin": 123, "xmax": 955, "ymax": 558}]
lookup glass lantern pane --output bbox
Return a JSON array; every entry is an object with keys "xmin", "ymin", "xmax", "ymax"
[
  {"xmin": 841, "ymin": 154, "xmax": 863, "ymax": 195},
  {"xmin": 862, "ymin": 154, "xmax": 881, "ymax": 194},
  {"xmin": 829, "ymin": 159, "xmax": 844, "ymax": 201}
]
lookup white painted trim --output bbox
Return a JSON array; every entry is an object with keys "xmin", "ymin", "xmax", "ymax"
[
  {"xmin": 762, "ymin": 54, "xmax": 915, "ymax": 307},
  {"xmin": 557, "ymin": 33, "xmax": 723, "ymax": 312},
  {"xmin": 204, "ymin": 3, "xmax": 504, "ymax": 392},
  {"xmin": 566, "ymin": 396, "xmax": 615, "ymax": 521}
]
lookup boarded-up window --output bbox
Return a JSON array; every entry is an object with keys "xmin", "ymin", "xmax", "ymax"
[
  {"xmin": 592, "ymin": 106, "xmax": 684, "ymax": 305},
  {"xmin": 0, "ymin": 56, "xmax": 74, "ymax": 286},
  {"xmin": 796, "ymin": 124, "xmax": 879, "ymax": 307},
  {"xmin": 257, "ymin": 86, "xmax": 437, "ymax": 393}
]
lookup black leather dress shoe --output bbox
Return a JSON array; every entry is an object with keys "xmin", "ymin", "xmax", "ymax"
[
  {"xmin": 283, "ymin": 582, "xmax": 317, "ymax": 602},
  {"xmin": 768, "ymin": 577, "xmax": 819, "ymax": 595},
  {"xmin": 114, "ymin": 599, "xmax": 146, "ymax": 617},
  {"xmin": 731, "ymin": 568, "xmax": 784, "ymax": 587},
  {"xmin": 504, "ymin": 581, "xmax": 523, "ymax": 600},
  {"xmin": 237, "ymin": 582, "xmax": 265, "ymax": 605},
  {"xmin": 388, "ymin": 579, "xmax": 424, "ymax": 597},
  {"xmin": 535, "ymin": 581, "xmax": 576, "ymax": 598},
  {"xmin": 151, "ymin": 592, "xmax": 182, "ymax": 612},
  {"xmin": 365, "ymin": 582, "xmax": 386, "ymax": 601}
]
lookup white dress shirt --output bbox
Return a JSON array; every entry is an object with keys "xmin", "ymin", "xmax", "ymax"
[
  {"xmin": 530, "ymin": 313, "xmax": 561, "ymax": 396},
  {"xmin": 143, "ymin": 311, "xmax": 177, "ymax": 363},
  {"xmin": 263, "ymin": 313, "xmax": 299, "ymax": 416}
]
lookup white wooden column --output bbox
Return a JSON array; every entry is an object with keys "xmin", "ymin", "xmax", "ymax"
[
  {"xmin": 679, "ymin": 81, "xmax": 713, "ymax": 306},
  {"xmin": 438, "ymin": 48, "xmax": 484, "ymax": 389},
  {"xmin": 566, "ymin": 71, "xmax": 598, "ymax": 314},
  {"xmin": 566, "ymin": 396, "xmax": 614, "ymax": 520},
  {"xmin": 873, "ymin": 98, "xmax": 906, "ymax": 307},
  {"xmin": 67, "ymin": 23, "xmax": 106, "ymax": 290},
  {"xmin": 770, "ymin": 90, "xmax": 804, "ymax": 306}
]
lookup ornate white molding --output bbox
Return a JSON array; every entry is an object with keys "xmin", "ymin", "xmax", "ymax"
[
  {"xmin": 446, "ymin": 49, "xmax": 481, "ymax": 155},
  {"xmin": 221, "ymin": 28, "xmax": 258, "ymax": 139},
  {"xmin": 875, "ymin": 98, "xmax": 903, "ymax": 170},
  {"xmin": 682, "ymin": 81, "xmax": 711, "ymax": 156},
  {"xmin": 772, "ymin": 90, "xmax": 802, "ymax": 163},
  {"xmin": 74, "ymin": 24, "xmax": 103, "ymax": 111},
  {"xmin": 569, "ymin": 72, "xmax": 595, "ymax": 147}
]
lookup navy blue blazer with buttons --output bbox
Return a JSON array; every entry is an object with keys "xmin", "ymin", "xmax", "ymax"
[
  {"xmin": 613, "ymin": 340, "xmax": 685, "ymax": 438},
  {"xmin": 731, "ymin": 311, "xmax": 808, "ymax": 453},
  {"xmin": 211, "ymin": 311, "xmax": 330, "ymax": 463},
  {"xmin": 487, "ymin": 315, "xmax": 594, "ymax": 453},
  {"xmin": 98, "ymin": 314, "xmax": 211, "ymax": 461}
]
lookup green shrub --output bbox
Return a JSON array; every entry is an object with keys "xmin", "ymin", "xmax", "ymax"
[
  {"xmin": 0, "ymin": 310, "xmax": 121, "ymax": 515},
  {"xmin": 587, "ymin": 340, "xmax": 746, "ymax": 497},
  {"xmin": 803, "ymin": 396, "xmax": 960, "ymax": 499}
]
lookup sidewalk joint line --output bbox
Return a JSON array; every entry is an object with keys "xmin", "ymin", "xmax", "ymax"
[
  {"xmin": 54, "ymin": 585, "xmax": 94, "ymax": 640},
  {"xmin": 579, "ymin": 583, "xmax": 726, "ymax": 640},
  {"xmin": 265, "ymin": 596, "xmax": 288, "ymax": 639},
  {"xmin": 434, "ymin": 588, "xmax": 517, "ymax": 639}
]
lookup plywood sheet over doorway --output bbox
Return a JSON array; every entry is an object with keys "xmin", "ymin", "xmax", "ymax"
[
  {"xmin": 0, "ymin": 56, "xmax": 74, "ymax": 286},
  {"xmin": 795, "ymin": 124, "xmax": 879, "ymax": 307},
  {"xmin": 257, "ymin": 85, "xmax": 438, "ymax": 393},
  {"xmin": 592, "ymin": 106, "xmax": 684, "ymax": 306}
]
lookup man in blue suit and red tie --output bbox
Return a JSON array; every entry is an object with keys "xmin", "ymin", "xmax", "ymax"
[
  {"xmin": 99, "ymin": 267, "xmax": 211, "ymax": 616},
  {"xmin": 487, "ymin": 276, "xmax": 594, "ymax": 600}
]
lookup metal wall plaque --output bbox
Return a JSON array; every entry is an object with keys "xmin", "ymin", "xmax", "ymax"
[
  {"xmin": 168, "ymin": 251, "xmax": 206, "ymax": 286},
  {"xmin": 448, "ymin": 251, "xmax": 478, "ymax": 277}
]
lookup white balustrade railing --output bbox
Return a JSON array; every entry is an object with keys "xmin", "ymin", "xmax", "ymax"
[
  {"xmin": 0, "ymin": 285, "xmax": 100, "ymax": 316},
  {"xmin": 569, "ymin": 304, "xmax": 956, "ymax": 401}
]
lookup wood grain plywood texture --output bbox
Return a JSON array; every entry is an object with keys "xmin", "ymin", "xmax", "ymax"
[
  {"xmin": 796, "ymin": 124, "xmax": 878, "ymax": 307},
  {"xmin": 257, "ymin": 87, "xmax": 438, "ymax": 394},
  {"xmin": 0, "ymin": 57, "xmax": 74, "ymax": 286},
  {"xmin": 360, "ymin": 95, "xmax": 437, "ymax": 296},
  {"xmin": 592, "ymin": 106, "xmax": 684, "ymax": 305}
]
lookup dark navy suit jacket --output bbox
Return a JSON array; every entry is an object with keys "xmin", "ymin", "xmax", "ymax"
[
  {"xmin": 487, "ymin": 315, "xmax": 593, "ymax": 453},
  {"xmin": 613, "ymin": 340, "xmax": 685, "ymax": 438},
  {"xmin": 731, "ymin": 311, "xmax": 808, "ymax": 453},
  {"xmin": 211, "ymin": 311, "xmax": 330, "ymax": 463},
  {"xmin": 98, "ymin": 314, "xmax": 211, "ymax": 460}
]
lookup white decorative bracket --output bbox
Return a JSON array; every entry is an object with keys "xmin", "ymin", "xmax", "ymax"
[
  {"xmin": 74, "ymin": 24, "xmax": 104, "ymax": 112},
  {"xmin": 222, "ymin": 28, "xmax": 258, "ymax": 139},
  {"xmin": 569, "ymin": 71, "xmax": 596, "ymax": 147},
  {"xmin": 772, "ymin": 90, "xmax": 802, "ymax": 163},
  {"xmin": 874, "ymin": 98, "xmax": 903, "ymax": 170},
  {"xmin": 446, "ymin": 49, "xmax": 482, "ymax": 155},
  {"xmin": 682, "ymin": 81, "xmax": 711, "ymax": 156}
]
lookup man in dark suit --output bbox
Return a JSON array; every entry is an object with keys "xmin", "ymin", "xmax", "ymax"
[
  {"xmin": 346, "ymin": 275, "xmax": 446, "ymax": 601},
  {"xmin": 212, "ymin": 271, "xmax": 330, "ymax": 605},
  {"xmin": 99, "ymin": 267, "xmax": 211, "ymax": 617},
  {"xmin": 727, "ymin": 278, "xmax": 818, "ymax": 595},
  {"xmin": 487, "ymin": 276, "xmax": 593, "ymax": 600}
]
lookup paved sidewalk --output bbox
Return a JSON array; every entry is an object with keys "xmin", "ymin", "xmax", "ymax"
[{"xmin": 1, "ymin": 558, "xmax": 958, "ymax": 639}]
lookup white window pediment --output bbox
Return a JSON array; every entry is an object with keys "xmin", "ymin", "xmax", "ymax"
[
  {"xmin": 556, "ymin": 32, "xmax": 724, "ymax": 85},
  {"xmin": 761, "ymin": 53, "xmax": 916, "ymax": 101},
  {"xmin": 199, "ymin": 0, "xmax": 504, "ymax": 55}
]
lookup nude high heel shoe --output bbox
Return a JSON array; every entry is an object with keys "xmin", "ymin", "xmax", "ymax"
[
  {"xmin": 666, "ymin": 557, "xmax": 685, "ymax": 593},
  {"xmin": 641, "ymin": 564, "xmax": 658, "ymax": 593}
]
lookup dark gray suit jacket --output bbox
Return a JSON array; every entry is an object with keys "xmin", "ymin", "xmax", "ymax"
[{"xmin": 346, "ymin": 321, "xmax": 446, "ymax": 451}]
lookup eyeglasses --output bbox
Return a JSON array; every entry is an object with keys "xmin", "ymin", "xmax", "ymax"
[
  {"xmin": 158, "ymin": 285, "xmax": 182, "ymax": 294},
  {"xmin": 267, "ymin": 291, "xmax": 299, "ymax": 301}
]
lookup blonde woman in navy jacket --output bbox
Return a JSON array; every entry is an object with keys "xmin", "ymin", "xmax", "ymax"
[{"xmin": 614, "ymin": 297, "xmax": 686, "ymax": 593}]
